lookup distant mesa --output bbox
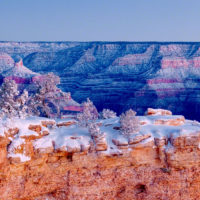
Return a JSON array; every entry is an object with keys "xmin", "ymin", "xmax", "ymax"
[{"xmin": 2, "ymin": 58, "xmax": 39, "ymax": 84}]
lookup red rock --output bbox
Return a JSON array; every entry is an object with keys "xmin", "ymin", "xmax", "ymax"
[
  {"xmin": 170, "ymin": 131, "xmax": 200, "ymax": 148},
  {"xmin": 140, "ymin": 121, "xmax": 147, "ymax": 125},
  {"xmin": 94, "ymin": 133, "xmax": 108, "ymax": 151},
  {"xmin": 1, "ymin": 115, "xmax": 200, "ymax": 199},
  {"xmin": 41, "ymin": 120, "xmax": 56, "ymax": 128},
  {"xmin": 28, "ymin": 124, "xmax": 42, "ymax": 134},
  {"xmin": 146, "ymin": 108, "xmax": 172, "ymax": 116},
  {"xmin": 128, "ymin": 133, "xmax": 151, "ymax": 145},
  {"xmin": 41, "ymin": 130, "xmax": 49, "ymax": 136},
  {"xmin": 5, "ymin": 127, "xmax": 19, "ymax": 138},
  {"xmin": 57, "ymin": 121, "xmax": 76, "ymax": 127},
  {"xmin": 154, "ymin": 116, "xmax": 185, "ymax": 126}
]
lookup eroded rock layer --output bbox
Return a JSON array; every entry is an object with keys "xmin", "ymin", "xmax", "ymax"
[
  {"xmin": 1, "ymin": 42, "xmax": 200, "ymax": 119},
  {"xmin": 0, "ymin": 110, "xmax": 200, "ymax": 199}
]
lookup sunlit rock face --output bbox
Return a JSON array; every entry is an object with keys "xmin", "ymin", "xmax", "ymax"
[
  {"xmin": 1, "ymin": 42, "xmax": 200, "ymax": 119},
  {"xmin": 1, "ymin": 111, "xmax": 200, "ymax": 199}
]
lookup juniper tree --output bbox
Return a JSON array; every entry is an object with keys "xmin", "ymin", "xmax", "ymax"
[
  {"xmin": 29, "ymin": 73, "xmax": 61, "ymax": 118},
  {"xmin": 76, "ymin": 98, "xmax": 98, "ymax": 127},
  {"xmin": 0, "ymin": 78, "xmax": 29, "ymax": 119},
  {"xmin": 101, "ymin": 109, "xmax": 117, "ymax": 119},
  {"xmin": 0, "ymin": 78, "xmax": 19, "ymax": 118},
  {"xmin": 16, "ymin": 89, "xmax": 29, "ymax": 119},
  {"xmin": 88, "ymin": 122, "xmax": 101, "ymax": 137},
  {"xmin": 120, "ymin": 109, "xmax": 140, "ymax": 136}
]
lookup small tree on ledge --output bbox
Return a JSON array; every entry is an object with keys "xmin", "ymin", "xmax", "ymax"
[
  {"xmin": 0, "ymin": 78, "xmax": 29, "ymax": 119},
  {"xmin": 76, "ymin": 98, "xmax": 98, "ymax": 127},
  {"xmin": 28, "ymin": 72, "xmax": 61, "ymax": 118},
  {"xmin": 101, "ymin": 109, "xmax": 117, "ymax": 119},
  {"xmin": 120, "ymin": 109, "xmax": 140, "ymax": 136}
]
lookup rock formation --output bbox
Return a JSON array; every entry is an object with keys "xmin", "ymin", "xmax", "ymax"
[
  {"xmin": 0, "ymin": 109, "xmax": 200, "ymax": 199},
  {"xmin": 1, "ymin": 42, "xmax": 200, "ymax": 120}
]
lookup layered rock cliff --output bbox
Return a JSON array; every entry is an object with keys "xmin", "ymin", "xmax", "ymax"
[
  {"xmin": 1, "ymin": 42, "xmax": 200, "ymax": 120},
  {"xmin": 1, "ymin": 110, "xmax": 200, "ymax": 199}
]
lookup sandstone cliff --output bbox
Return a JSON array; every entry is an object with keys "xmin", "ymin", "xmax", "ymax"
[{"xmin": 0, "ymin": 109, "xmax": 200, "ymax": 199}]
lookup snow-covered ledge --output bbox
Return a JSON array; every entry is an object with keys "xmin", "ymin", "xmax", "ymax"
[{"xmin": 1, "ymin": 108, "xmax": 200, "ymax": 199}]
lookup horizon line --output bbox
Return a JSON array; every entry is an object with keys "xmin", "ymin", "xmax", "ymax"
[{"xmin": 1, "ymin": 40, "xmax": 200, "ymax": 44}]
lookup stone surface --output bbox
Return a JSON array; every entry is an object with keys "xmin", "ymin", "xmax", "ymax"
[
  {"xmin": 128, "ymin": 133, "xmax": 151, "ymax": 144},
  {"xmin": 1, "ymin": 114, "xmax": 200, "ymax": 199},
  {"xmin": 154, "ymin": 116, "xmax": 185, "ymax": 126},
  {"xmin": 146, "ymin": 108, "xmax": 172, "ymax": 116},
  {"xmin": 56, "ymin": 121, "xmax": 76, "ymax": 127}
]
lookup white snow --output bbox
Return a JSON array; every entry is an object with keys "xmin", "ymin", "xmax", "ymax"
[
  {"xmin": 8, "ymin": 153, "xmax": 31, "ymax": 162},
  {"xmin": 2, "ymin": 64, "xmax": 39, "ymax": 78},
  {"xmin": 1, "ymin": 114, "xmax": 200, "ymax": 163}
]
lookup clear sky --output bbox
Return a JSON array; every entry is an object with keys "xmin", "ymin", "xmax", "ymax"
[{"xmin": 0, "ymin": 0, "xmax": 200, "ymax": 41}]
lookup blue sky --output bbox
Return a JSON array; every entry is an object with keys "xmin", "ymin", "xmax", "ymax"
[{"xmin": 0, "ymin": 0, "xmax": 200, "ymax": 41}]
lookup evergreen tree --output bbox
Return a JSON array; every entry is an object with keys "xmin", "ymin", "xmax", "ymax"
[
  {"xmin": 120, "ymin": 109, "xmax": 140, "ymax": 136},
  {"xmin": 101, "ymin": 109, "xmax": 117, "ymax": 119},
  {"xmin": 77, "ymin": 98, "xmax": 98, "ymax": 127},
  {"xmin": 29, "ymin": 73, "xmax": 61, "ymax": 118},
  {"xmin": 0, "ymin": 78, "xmax": 29, "ymax": 119}
]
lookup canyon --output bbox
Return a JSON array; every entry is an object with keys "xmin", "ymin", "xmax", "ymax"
[
  {"xmin": 1, "ymin": 42, "xmax": 200, "ymax": 199},
  {"xmin": 1, "ymin": 42, "xmax": 200, "ymax": 120}
]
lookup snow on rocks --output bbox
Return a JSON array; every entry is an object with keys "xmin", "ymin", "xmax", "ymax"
[
  {"xmin": 154, "ymin": 116, "xmax": 185, "ymax": 126},
  {"xmin": 112, "ymin": 135, "xmax": 129, "ymax": 146},
  {"xmin": 56, "ymin": 121, "xmax": 76, "ymax": 127},
  {"xmin": 0, "ymin": 109, "xmax": 200, "ymax": 163},
  {"xmin": 93, "ymin": 132, "xmax": 108, "ymax": 151},
  {"xmin": 146, "ymin": 108, "xmax": 172, "ymax": 116},
  {"xmin": 128, "ymin": 133, "xmax": 151, "ymax": 145}
]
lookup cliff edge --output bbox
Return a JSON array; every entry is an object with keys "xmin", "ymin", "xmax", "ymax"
[{"xmin": 0, "ymin": 109, "xmax": 200, "ymax": 199}]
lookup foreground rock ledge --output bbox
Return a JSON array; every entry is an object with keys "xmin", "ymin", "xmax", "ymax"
[{"xmin": 1, "ymin": 110, "xmax": 200, "ymax": 199}]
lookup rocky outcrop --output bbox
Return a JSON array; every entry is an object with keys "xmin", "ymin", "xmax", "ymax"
[
  {"xmin": 146, "ymin": 108, "xmax": 172, "ymax": 116},
  {"xmin": 2, "ymin": 42, "xmax": 200, "ymax": 120},
  {"xmin": 0, "ymin": 111, "xmax": 200, "ymax": 199}
]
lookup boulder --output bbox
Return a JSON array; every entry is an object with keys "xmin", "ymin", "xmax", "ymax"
[
  {"xmin": 112, "ymin": 136, "xmax": 128, "ymax": 146},
  {"xmin": 128, "ymin": 133, "xmax": 151, "ymax": 145},
  {"xmin": 146, "ymin": 108, "xmax": 172, "ymax": 116},
  {"xmin": 94, "ymin": 133, "xmax": 108, "ymax": 151},
  {"xmin": 28, "ymin": 125, "xmax": 42, "ymax": 134},
  {"xmin": 56, "ymin": 121, "xmax": 76, "ymax": 127},
  {"xmin": 154, "ymin": 116, "xmax": 185, "ymax": 126},
  {"xmin": 170, "ymin": 131, "xmax": 200, "ymax": 148},
  {"xmin": 41, "ymin": 120, "xmax": 56, "ymax": 128}
]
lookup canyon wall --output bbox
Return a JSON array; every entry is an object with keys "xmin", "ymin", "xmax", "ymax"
[
  {"xmin": 1, "ymin": 42, "xmax": 200, "ymax": 119},
  {"xmin": 0, "ymin": 111, "xmax": 200, "ymax": 199}
]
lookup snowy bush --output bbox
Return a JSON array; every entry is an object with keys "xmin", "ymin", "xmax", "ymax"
[
  {"xmin": 28, "ymin": 72, "xmax": 61, "ymax": 118},
  {"xmin": 88, "ymin": 122, "xmax": 101, "ymax": 137},
  {"xmin": 120, "ymin": 109, "xmax": 140, "ymax": 136},
  {"xmin": 0, "ymin": 78, "xmax": 29, "ymax": 119},
  {"xmin": 101, "ymin": 109, "xmax": 117, "ymax": 119},
  {"xmin": 16, "ymin": 89, "xmax": 29, "ymax": 119},
  {"xmin": 76, "ymin": 98, "xmax": 98, "ymax": 127}
]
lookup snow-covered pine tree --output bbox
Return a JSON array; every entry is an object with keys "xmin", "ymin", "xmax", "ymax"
[
  {"xmin": 16, "ymin": 90, "xmax": 29, "ymax": 119},
  {"xmin": 88, "ymin": 122, "xmax": 101, "ymax": 137},
  {"xmin": 28, "ymin": 72, "xmax": 61, "ymax": 118},
  {"xmin": 120, "ymin": 109, "xmax": 140, "ymax": 136},
  {"xmin": 0, "ymin": 78, "xmax": 19, "ymax": 118},
  {"xmin": 77, "ymin": 98, "xmax": 98, "ymax": 127},
  {"xmin": 101, "ymin": 108, "xmax": 117, "ymax": 119}
]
